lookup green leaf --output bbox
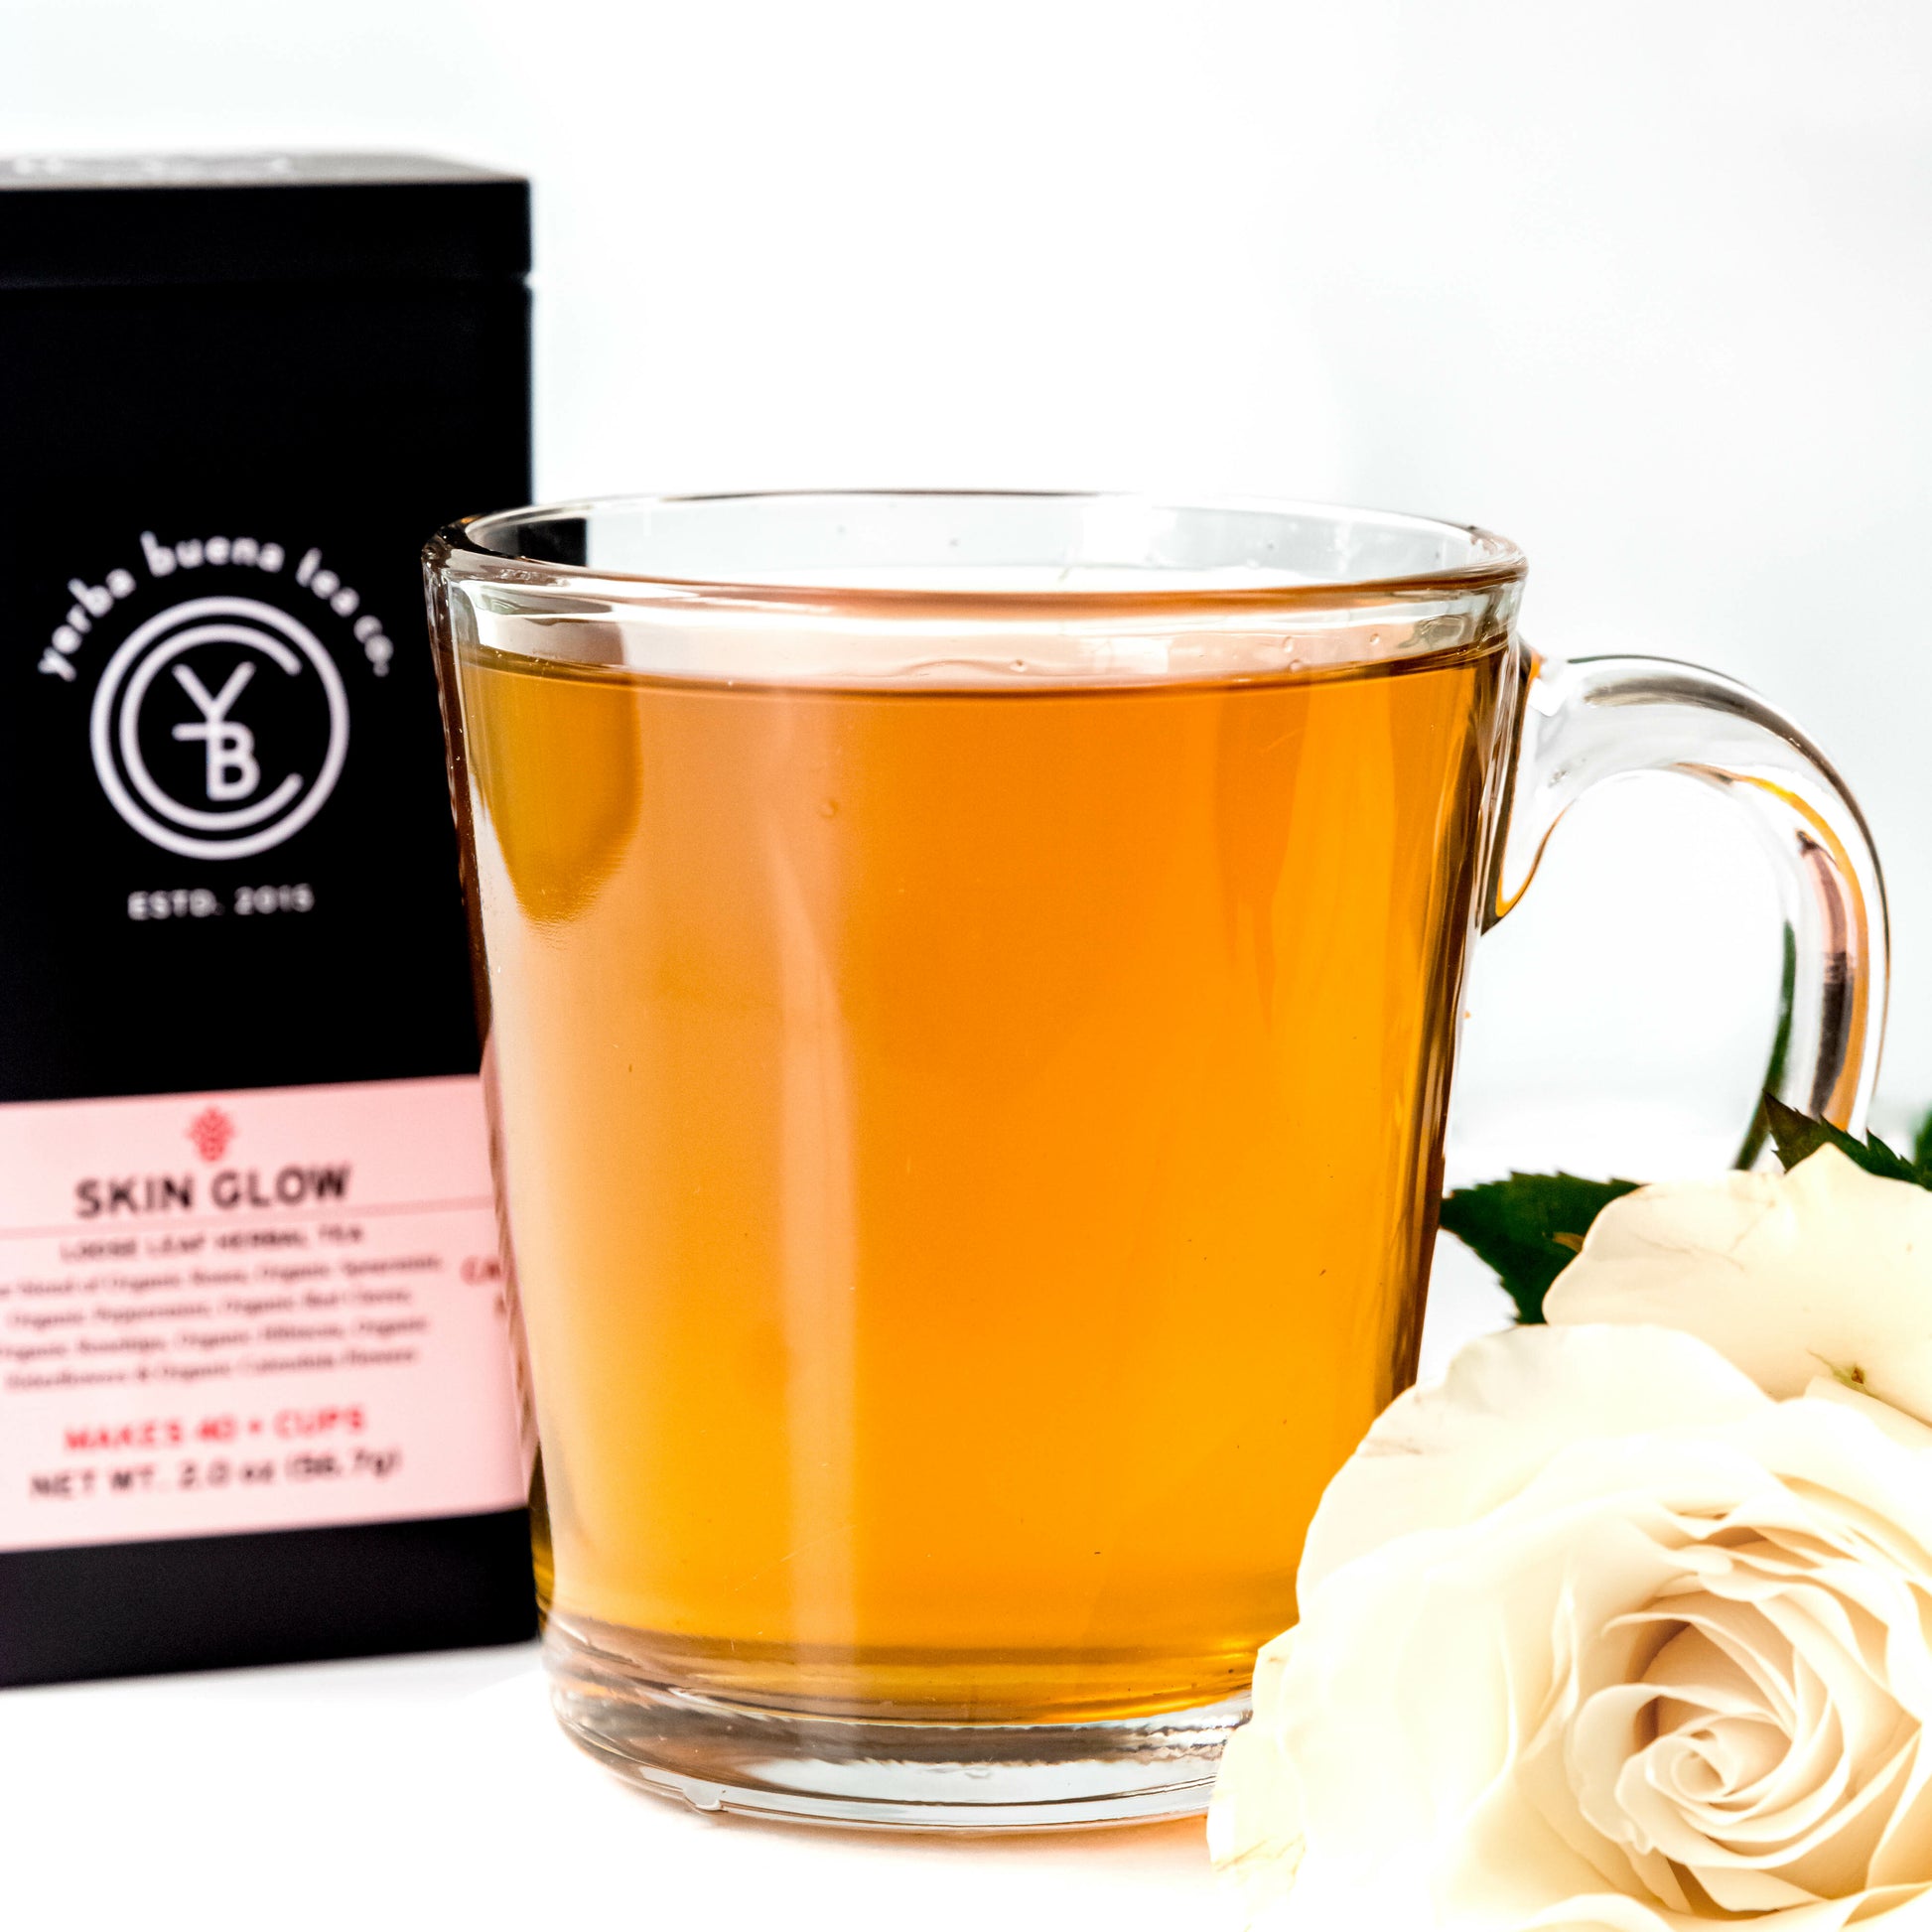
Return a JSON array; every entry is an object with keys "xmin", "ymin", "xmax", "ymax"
[
  {"xmin": 1759, "ymin": 1093, "xmax": 1927, "ymax": 1187},
  {"xmin": 1438, "ymin": 1173, "xmax": 1642, "ymax": 1325},
  {"xmin": 1731, "ymin": 924, "xmax": 1798, "ymax": 1171}
]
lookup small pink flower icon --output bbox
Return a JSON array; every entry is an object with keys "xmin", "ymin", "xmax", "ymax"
[{"xmin": 186, "ymin": 1106, "xmax": 236, "ymax": 1163}]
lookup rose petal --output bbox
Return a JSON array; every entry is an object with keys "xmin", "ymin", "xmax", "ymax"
[
  {"xmin": 1207, "ymin": 1631, "xmax": 1307, "ymax": 1924},
  {"xmin": 1278, "ymin": 1501, "xmax": 1688, "ymax": 1924},
  {"xmin": 1868, "ymin": 1754, "xmax": 1932, "ymax": 1888},
  {"xmin": 1804, "ymin": 1379, "xmax": 1932, "ymax": 1452},
  {"xmin": 1299, "ymin": 1325, "xmax": 1766, "ymax": 1594},
  {"xmin": 1680, "ymin": 1715, "xmax": 1788, "ymax": 1796},
  {"xmin": 1546, "ymin": 1148, "xmax": 1932, "ymax": 1429}
]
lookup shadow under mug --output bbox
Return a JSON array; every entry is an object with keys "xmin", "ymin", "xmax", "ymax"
[{"xmin": 424, "ymin": 492, "xmax": 1885, "ymax": 1831}]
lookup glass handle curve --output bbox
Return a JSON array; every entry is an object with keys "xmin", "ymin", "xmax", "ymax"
[{"xmin": 1483, "ymin": 652, "xmax": 1889, "ymax": 1151}]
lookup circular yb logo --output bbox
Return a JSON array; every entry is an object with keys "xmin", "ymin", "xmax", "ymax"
[{"xmin": 89, "ymin": 596, "xmax": 349, "ymax": 859}]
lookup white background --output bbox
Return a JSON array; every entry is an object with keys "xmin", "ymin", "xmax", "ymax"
[
  {"xmin": 6, "ymin": 0, "xmax": 1930, "ymax": 1181},
  {"xmin": 3, "ymin": 10, "xmax": 1928, "ymax": 1921}
]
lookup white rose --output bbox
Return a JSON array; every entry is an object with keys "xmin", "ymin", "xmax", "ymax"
[
  {"xmin": 1208, "ymin": 1324, "xmax": 1932, "ymax": 1931},
  {"xmin": 1545, "ymin": 1145, "xmax": 1932, "ymax": 1428}
]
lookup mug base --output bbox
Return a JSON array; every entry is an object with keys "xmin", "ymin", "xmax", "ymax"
[{"xmin": 545, "ymin": 1622, "xmax": 1243, "ymax": 1832}]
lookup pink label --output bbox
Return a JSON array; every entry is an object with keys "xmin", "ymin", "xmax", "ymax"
[{"xmin": 0, "ymin": 1075, "xmax": 527, "ymax": 1551}]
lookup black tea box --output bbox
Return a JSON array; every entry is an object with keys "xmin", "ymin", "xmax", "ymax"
[{"xmin": 0, "ymin": 154, "xmax": 536, "ymax": 1684}]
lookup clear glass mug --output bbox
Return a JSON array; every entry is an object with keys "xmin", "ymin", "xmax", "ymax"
[{"xmin": 423, "ymin": 493, "xmax": 1885, "ymax": 1831}]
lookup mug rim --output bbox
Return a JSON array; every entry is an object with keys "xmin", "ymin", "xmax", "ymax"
[{"xmin": 428, "ymin": 488, "xmax": 1527, "ymax": 620}]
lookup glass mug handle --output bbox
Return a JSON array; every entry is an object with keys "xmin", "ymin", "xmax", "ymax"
[{"xmin": 1484, "ymin": 652, "xmax": 1889, "ymax": 1155}]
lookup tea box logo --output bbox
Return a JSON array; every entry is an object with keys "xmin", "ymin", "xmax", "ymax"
[
  {"xmin": 89, "ymin": 596, "xmax": 349, "ymax": 860},
  {"xmin": 38, "ymin": 530, "xmax": 398, "ymax": 861}
]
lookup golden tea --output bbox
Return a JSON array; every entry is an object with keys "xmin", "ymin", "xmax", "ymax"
[{"xmin": 457, "ymin": 634, "xmax": 1509, "ymax": 1723}]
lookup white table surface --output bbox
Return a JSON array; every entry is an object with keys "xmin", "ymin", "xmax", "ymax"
[
  {"xmin": 0, "ymin": 1642, "xmax": 1225, "ymax": 1929},
  {"xmin": 0, "ymin": 1242, "xmax": 1516, "ymax": 1930}
]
